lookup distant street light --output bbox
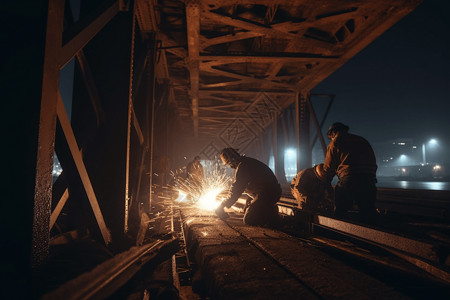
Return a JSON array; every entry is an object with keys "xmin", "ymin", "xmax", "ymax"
[
  {"xmin": 397, "ymin": 154, "xmax": 412, "ymax": 166},
  {"xmin": 422, "ymin": 138, "xmax": 438, "ymax": 165}
]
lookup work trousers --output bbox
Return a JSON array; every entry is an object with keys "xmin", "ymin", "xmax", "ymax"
[
  {"xmin": 334, "ymin": 175, "xmax": 377, "ymax": 220},
  {"xmin": 243, "ymin": 186, "xmax": 281, "ymax": 226}
]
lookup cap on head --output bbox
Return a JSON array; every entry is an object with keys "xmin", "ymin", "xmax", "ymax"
[
  {"xmin": 220, "ymin": 148, "xmax": 240, "ymax": 167},
  {"xmin": 327, "ymin": 122, "xmax": 349, "ymax": 139},
  {"xmin": 314, "ymin": 163, "xmax": 327, "ymax": 182},
  {"xmin": 193, "ymin": 155, "xmax": 201, "ymax": 161}
]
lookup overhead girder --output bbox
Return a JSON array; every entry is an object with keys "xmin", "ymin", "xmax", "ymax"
[{"xmin": 145, "ymin": 0, "xmax": 421, "ymax": 142}]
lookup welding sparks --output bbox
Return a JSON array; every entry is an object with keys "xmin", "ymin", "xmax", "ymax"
[
  {"xmin": 170, "ymin": 158, "xmax": 232, "ymax": 211},
  {"xmin": 198, "ymin": 187, "xmax": 224, "ymax": 210},
  {"xmin": 175, "ymin": 190, "xmax": 188, "ymax": 202}
]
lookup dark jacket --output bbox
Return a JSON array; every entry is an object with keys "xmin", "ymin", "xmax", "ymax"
[
  {"xmin": 322, "ymin": 133, "xmax": 377, "ymax": 181},
  {"xmin": 223, "ymin": 157, "xmax": 280, "ymax": 208}
]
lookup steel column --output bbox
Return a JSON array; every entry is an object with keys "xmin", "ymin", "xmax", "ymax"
[
  {"xmin": 311, "ymin": 94, "xmax": 334, "ymax": 154},
  {"xmin": 296, "ymin": 92, "xmax": 312, "ymax": 171},
  {"xmin": 147, "ymin": 35, "xmax": 157, "ymax": 213},
  {"xmin": 125, "ymin": 8, "xmax": 137, "ymax": 234},
  {"xmin": 2, "ymin": 0, "xmax": 63, "ymax": 295},
  {"xmin": 186, "ymin": 1, "xmax": 200, "ymax": 137},
  {"xmin": 32, "ymin": 0, "xmax": 65, "ymax": 269},
  {"xmin": 59, "ymin": 1, "xmax": 120, "ymax": 69},
  {"xmin": 272, "ymin": 112, "xmax": 278, "ymax": 177},
  {"xmin": 306, "ymin": 97, "xmax": 327, "ymax": 155}
]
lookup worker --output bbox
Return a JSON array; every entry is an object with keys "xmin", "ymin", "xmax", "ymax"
[
  {"xmin": 315, "ymin": 122, "xmax": 378, "ymax": 220},
  {"xmin": 215, "ymin": 148, "xmax": 281, "ymax": 226},
  {"xmin": 290, "ymin": 164, "xmax": 333, "ymax": 214},
  {"xmin": 186, "ymin": 155, "xmax": 204, "ymax": 190}
]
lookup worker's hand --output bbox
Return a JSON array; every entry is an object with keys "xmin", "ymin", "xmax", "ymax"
[{"xmin": 215, "ymin": 202, "xmax": 229, "ymax": 219}]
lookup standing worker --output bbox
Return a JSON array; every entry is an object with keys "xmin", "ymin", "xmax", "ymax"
[
  {"xmin": 215, "ymin": 148, "xmax": 281, "ymax": 226},
  {"xmin": 315, "ymin": 122, "xmax": 378, "ymax": 220},
  {"xmin": 186, "ymin": 155, "xmax": 204, "ymax": 190}
]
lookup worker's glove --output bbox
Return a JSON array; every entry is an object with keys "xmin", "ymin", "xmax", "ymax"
[{"xmin": 215, "ymin": 202, "xmax": 229, "ymax": 219}]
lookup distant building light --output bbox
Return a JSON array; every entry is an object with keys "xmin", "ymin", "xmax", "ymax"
[
  {"xmin": 412, "ymin": 146, "xmax": 417, "ymax": 149},
  {"xmin": 401, "ymin": 168, "xmax": 406, "ymax": 173},
  {"xmin": 390, "ymin": 157, "xmax": 393, "ymax": 160},
  {"xmin": 398, "ymin": 142, "xmax": 405, "ymax": 145},
  {"xmin": 433, "ymin": 165, "xmax": 441, "ymax": 170}
]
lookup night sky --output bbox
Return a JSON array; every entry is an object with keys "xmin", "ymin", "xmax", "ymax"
[{"xmin": 311, "ymin": 0, "xmax": 450, "ymax": 146}]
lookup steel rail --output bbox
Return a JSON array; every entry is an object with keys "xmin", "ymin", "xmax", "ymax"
[
  {"xmin": 42, "ymin": 239, "xmax": 179, "ymax": 300},
  {"xmin": 222, "ymin": 220, "xmax": 326, "ymax": 299},
  {"xmin": 273, "ymin": 195, "xmax": 450, "ymax": 283}
]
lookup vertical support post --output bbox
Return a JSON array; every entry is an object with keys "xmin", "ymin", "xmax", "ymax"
[
  {"xmin": 296, "ymin": 92, "xmax": 312, "ymax": 171},
  {"xmin": 124, "ymin": 7, "xmax": 136, "ymax": 234},
  {"xmin": 33, "ymin": 0, "xmax": 64, "ymax": 268},
  {"xmin": 147, "ymin": 35, "xmax": 157, "ymax": 213},
  {"xmin": 272, "ymin": 112, "xmax": 278, "ymax": 177},
  {"xmin": 311, "ymin": 94, "xmax": 334, "ymax": 156},
  {"xmin": 2, "ymin": 0, "xmax": 62, "ymax": 295},
  {"xmin": 306, "ymin": 97, "xmax": 327, "ymax": 155},
  {"xmin": 295, "ymin": 92, "xmax": 301, "ymax": 173},
  {"xmin": 186, "ymin": 1, "xmax": 200, "ymax": 137}
]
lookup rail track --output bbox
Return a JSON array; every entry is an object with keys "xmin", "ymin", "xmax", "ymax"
[
  {"xmin": 178, "ymin": 198, "xmax": 450, "ymax": 299},
  {"xmin": 42, "ymin": 191, "xmax": 450, "ymax": 299}
]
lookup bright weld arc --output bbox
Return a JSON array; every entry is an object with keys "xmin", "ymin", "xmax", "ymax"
[{"xmin": 171, "ymin": 159, "xmax": 232, "ymax": 211}]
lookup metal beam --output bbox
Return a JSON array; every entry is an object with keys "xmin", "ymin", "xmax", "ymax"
[
  {"xmin": 199, "ymin": 90, "xmax": 295, "ymax": 96},
  {"xmin": 186, "ymin": 1, "xmax": 200, "ymax": 137},
  {"xmin": 76, "ymin": 50, "xmax": 106, "ymax": 126},
  {"xmin": 50, "ymin": 188, "xmax": 69, "ymax": 231},
  {"xmin": 59, "ymin": 1, "xmax": 120, "ymax": 69},
  {"xmin": 273, "ymin": 113, "xmax": 278, "ymax": 178},
  {"xmin": 199, "ymin": 54, "xmax": 336, "ymax": 64},
  {"xmin": 298, "ymin": 92, "xmax": 311, "ymax": 170},
  {"xmin": 311, "ymin": 94, "xmax": 334, "ymax": 154},
  {"xmin": 297, "ymin": 4, "xmax": 421, "ymax": 91},
  {"xmin": 32, "ymin": 0, "xmax": 65, "ymax": 269},
  {"xmin": 201, "ymin": 9, "xmax": 299, "ymax": 41},
  {"xmin": 200, "ymin": 66, "xmax": 295, "ymax": 90},
  {"xmin": 294, "ymin": 93, "xmax": 300, "ymax": 173},
  {"xmin": 201, "ymin": 31, "xmax": 264, "ymax": 50},
  {"xmin": 56, "ymin": 93, "xmax": 111, "ymax": 245},
  {"xmin": 158, "ymin": 32, "xmax": 188, "ymax": 58},
  {"xmin": 125, "ymin": 8, "xmax": 137, "ymax": 234},
  {"xmin": 314, "ymin": 215, "xmax": 439, "ymax": 263},
  {"xmin": 306, "ymin": 97, "xmax": 327, "ymax": 154}
]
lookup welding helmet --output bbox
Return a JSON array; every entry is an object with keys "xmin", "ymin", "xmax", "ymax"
[
  {"xmin": 327, "ymin": 122, "xmax": 349, "ymax": 139},
  {"xmin": 220, "ymin": 148, "xmax": 240, "ymax": 168}
]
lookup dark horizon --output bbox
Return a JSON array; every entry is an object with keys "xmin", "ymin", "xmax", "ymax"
[{"xmin": 311, "ymin": 0, "xmax": 450, "ymax": 147}]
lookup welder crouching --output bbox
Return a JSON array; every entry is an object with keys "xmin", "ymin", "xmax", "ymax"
[{"xmin": 215, "ymin": 148, "xmax": 281, "ymax": 226}]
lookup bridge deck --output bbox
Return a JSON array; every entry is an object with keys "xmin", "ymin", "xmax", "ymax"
[{"xmin": 181, "ymin": 206, "xmax": 411, "ymax": 299}]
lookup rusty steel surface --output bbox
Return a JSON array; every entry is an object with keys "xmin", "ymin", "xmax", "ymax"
[
  {"xmin": 179, "ymin": 205, "xmax": 431, "ymax": 299},
  {"xmin": 42, "ymin": 239, "xmax": 180, "ymax": 300},
  {"xmin": 277, "ymin": 192, "xmax": 450, "ymax": 284},
  {"xmin": 135, "ymin": 0, "xmax": 422, "ymax": 138},
  {"xmin": 32, "ymin": 0, "xmax": 65, "ymax": 269},
  {"xmin": 314, "ymin": 215, "xmax": 439, "ymax": 262}
]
